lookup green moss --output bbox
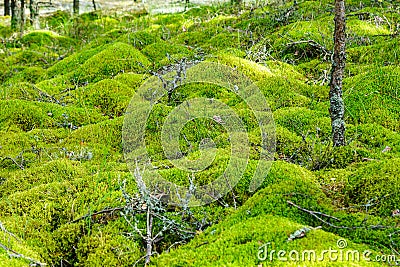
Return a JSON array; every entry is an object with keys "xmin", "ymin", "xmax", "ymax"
[
  {"xmin": 0, "ymin": 228, "xmax": 44, "ymax": 267},
  {"xmin": 0, "ymin": 100, "xmax": 105, "ymax": 131},
  {"xmin": 0, "ymin": 159, "xmax": 86, "ymax": 197},
  {"xmin": 75, "ymin": 228, "xmax": 141, "ymax": 266},
  {"xmin": 347, "ymin": 18, "xmax": 390, "ymax": 36},
  {"xmin": 20, "ymin": 30, "xmax": 76, "ymax": 48},
  {"xmin": 273, "ymin": 107, "xmax": 330, "ymax": 138},
  {"xmin": 142, "ymin": 40, "xmax": 193, "ymax": 67},
  {"xmin": 296, "ymin": 59, "xmax": 331, "ymax": 82},
  {"xmin": 0, "ymin": 128, "xmax": 69, "ymax": 167},
  {"xmin": 73, "ymin": 79, "xmax": 135, "ymax": 117},
  {"xmin": 346, "ymin": 123, "xmax": 400, "ymax": 155},
  {"xmin": 35, "ymin": 76, "xmax": 73, "ymax": 96},
  {"xmin": 5, "ymin": 49, "xmax": 55, "ymax": 67},
  {"xmin": 347, "ymin": 39, "xmax": 400, "ymax": 65},
  {"xmin": 1, "ymin": 3, "xmax": 400, "ymax": 266},
  {"xmin": 0, "ymin": 82, "xmax": 41, "ymax": 101},
  {"xmin": 154, "ymin": 215, "xmax": 381, "ymax": 266},
  {"xmin": 65, "ymin": 117, "xmax": 123, "ymax": 152},
  {"xmin": 113, "ymin": 73, "xmax": 145, "ymax": 88},
  {"xmin": 256, "ymin": 78, "xmax": 311, "ymax": 111},
  {"xmin": 72, "ymin": 42, "xmax": 150, "ymax": 83},
  {"xmin": 153, "ymin": 161, "xmax": 381, "ymax": 266},
  {"xmin": 45, "ymin": 10, "xmax": 71, "ymax": 29},
  {"xmin": 46, "ymin": 45, "xmax": 107, "ymax": 78},
  {"xmin": 345, "ymin": 158, "xmax": 400, "ymax": 216},
  {"xmin": 93, "ymin": 17, "xmax": 119, "ymax": 28},
  {"xmin": 10, "ymin": 66, "xmax": 45, "ymax": 83},
  {"xmin": 275, "ymin": 126, "xmax": 302, "ymax": 157},
  {"xmin": 117, "ymin": 30, "xmax": 161, "ymax": 50},
  {"xmin": 210, "ymin": 54, "xmax": 274, "ymax": 81},
  {"xmin": 344, "ymin": 67, "xmax": 400, "ymax": 131}
]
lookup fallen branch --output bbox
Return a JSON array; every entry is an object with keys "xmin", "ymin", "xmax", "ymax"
[
  {"xmin": 0, "ymin": 222, "xmax": 21, "ymax": 242},
  {"xmin": 70, "ymin": 207, "xmax": 124, "ymax": 223},
  {"xmin": 285, "ymin": 39, "xmax": 332, "ymax": 58},
  {"xmin": 0, "ymin": 241, "xmax": 46, "ymax": 266},
  {"xmin": 287, "ymin": 200, "xmax": 396, "ymax": 230},
  {"xmin": 31, "ymin": 84, "xmax": 63, "ymax": 105},
  {"xmin": 0, "ymin": 156, "xmax": 24, "ymax": 170},
  {"xmin": 0, "ymin": 221, "xmax": 45, "ymax": 266}
]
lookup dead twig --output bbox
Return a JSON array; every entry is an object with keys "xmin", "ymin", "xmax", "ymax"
[
  {"xmin": 0, "ymin": 156, "xmax": 24, "ymax": 170},
  {"xmin": 285, "ymin": 39, "xmax": 332, "ymax": 59},
  {"xmin": 287, "ymin": 200, "xmax": 396, "ymax": 230},
  {"xmin": 70, "ymin": 207, "xmax": 124, "ymax": 223},
  {"xmin": 0, "ymin": 241, "xmax": 46, "ymax": 266},
  {"xmin": 1, "ymin": 221, "xmax": 46, "ymax": 266}
]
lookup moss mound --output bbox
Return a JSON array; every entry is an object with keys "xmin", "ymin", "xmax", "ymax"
[
  {"xmin": 0, "ymin": 100, "xmax": 104, "ymax": 131},
  {"xmin": 154, "ymin": 215, "xmax": 380, "ymax": 266},
  {"xmin": 142, "ymin": 40, "xmax": 193, "ymax": 67},
  {"xmin": 19, "ymin": 30, "xmax": 75, "ymax": 48},
  {"xmin": 153, "ymin": 161, "xmax": 381, "ymax": 266},
  {"xmin": 345, "ymin": 158, "xmax": 400, "ymax": 216},
  {"xmin": 344, "ymin": 66, "xmax": 400, "ymax": 131},
  {"xmin": 73, "ymin": 79, "xmax": 135, "ymax": 117},
  {"xmin": 46, "ymin": 45, "xmax": 107, "ymax": 78},
  {"xmin": 72, "ymin": 42, "xmax": 150, "ymax": 83}
]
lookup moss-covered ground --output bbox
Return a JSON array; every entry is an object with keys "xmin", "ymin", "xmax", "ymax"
[{"xmin": 0, "ymin": 0, "xmax": 399, "ymax": 266}]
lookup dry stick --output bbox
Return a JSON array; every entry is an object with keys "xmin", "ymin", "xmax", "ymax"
[
  {"xmin": 0, "ymin": 241, "xmax": 46, "ymax": 266},
  {"xmin": 70, "ymin": 207, "xmax": 124, "ymax": 223},
  {"xmin": 31, "ymin": 84, "xmax": 62, "ymax": 105},
  {"xmin": 346, "ymin": 12, "xmax": 371, "ymax": 18},
  {"xmin": 287, "ymin": 200, "xmax": 394, "ymax": 230},
  {"xmin": 0, "ymin": 157, "xmax": 24, "ymax": 170},
  {"xmin": 389, "ymin": 230, "xmax": 400, "ymax": 257},
  {"xmin": 0, "ymin": 222, "xmax": 21, "ymax": 243},
  {"xmin": 285, "ymin": 39, "xmax": 332, "ymax": 57},
  {"xmin": 1, "ymin": 223, "xmax": 45, "ymax": 266}
]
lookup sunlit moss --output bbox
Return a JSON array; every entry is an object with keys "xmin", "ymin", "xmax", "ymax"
[
  {"xmin": 72, "ymin": 42, "xmax": 150, "ymax": 83},
  {"xmin": 343, "ymin": 66, "xmax": 400, "ymax": 131},
  {"xmin": 19, "ymin": 30, "xmax": 76, "ymax": 48}
]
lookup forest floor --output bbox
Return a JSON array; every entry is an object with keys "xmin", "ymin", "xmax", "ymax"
[{"xmin": 0, "ymin": 0, "xmax": 400, "ymax": 266}]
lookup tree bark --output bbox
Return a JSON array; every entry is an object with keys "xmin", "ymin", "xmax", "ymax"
[
  {"xmin": 92, "ymin": 0, "xmax": 96, "ymax": 11},
  {"xmin": 329, "ymin": 0, "xmax": 346, "ymax": 147},
  {"xmin": 19, "ymin": 0, "xmax": 26, "ymax": 32},
  {"xmin": 29, "ymin": 0, "xmax": 39, "ymax": 29},
  {"xmin": 73, "ymin": 0, "xmax": 79, "ymax": 15},
  {"xmin": 11, "ymin": 0, "xmax": 21, "ymax": 30},
  {"xmin": 4, "ymin": 0, "xmax": 10, "ymax": 15}
]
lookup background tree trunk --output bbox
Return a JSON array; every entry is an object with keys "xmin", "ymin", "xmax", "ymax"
[
  {"xmin": 92, "ymin": 0, "xmax": 96, "ymax": 11},
  {"xmin": 20, "ymin": 0, "xmax": 26, "ymax": 31},
  {"xmin": 29, "ymin": 0, "xmax": 39, "ymax": 29},
  {"xmin": 329, "ymin": 0, "xmax": 346, "ymax": 147},
  {"xmin": 4, "ymin": 0, "xmax": 10, "ymax": 15},
  {"xmin": 11, "ymin": 0, "xmax": 21, "ymax": 30},
  {"xmin": 73, "ymin": 0, "xmax": 79, "ymax": 15}
]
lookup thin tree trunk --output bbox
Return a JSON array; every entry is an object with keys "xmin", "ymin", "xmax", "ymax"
[
  {"xmin": 73, "ymin": 0, "xmax": 79, "ymax": 15},
  {"xmin": 4, "ymin": 0, "xmax": 10, "ymax": 16},
  {"xmin": 29, "ymin": 0, "xmax": 39, "ymax": 29},
  {"xmin": 329, "ymin": 0, "xmax": 346, "ymax": 147},
  {"xmin": 19, "ymin": 0, "xmax": 26, "ymax": 33},
  {"xmin": 92, "ymin": 0, "xmax": 96, "ymax": 11},
  {"xmin": 11, "ymin": 0, "xmax": 21, "ymax": 30}
]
